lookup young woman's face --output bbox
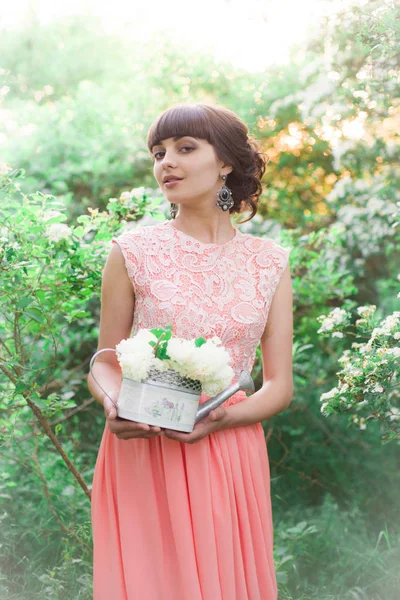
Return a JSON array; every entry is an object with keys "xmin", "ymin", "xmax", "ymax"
[{"xmin": 152, "ymin": 136, "xmax": 231, "ymax": 209}]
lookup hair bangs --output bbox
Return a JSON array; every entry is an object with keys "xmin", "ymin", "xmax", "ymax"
[{"xmin": 147, "ymin": 105, "xmax": 214, "ymax": 152}]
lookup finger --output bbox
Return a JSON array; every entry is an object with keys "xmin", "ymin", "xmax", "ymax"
[
  {"xmin": 210, "ymin": 407, "xmax": 225, "ymax": 421},
  {"xmin": 117, "ymin": 430, "xmax": 163, "ymax": 440},
  {"xmin": 103, "ymin": 398, "xmax": 118, "ymax": 420},
  {"xmin": 163, "ymin": 429, "xmax": 201, "ymax": 444},
  {"xmin": 108, "ymin": 419, "xmax": 150, "ymax": 435}
]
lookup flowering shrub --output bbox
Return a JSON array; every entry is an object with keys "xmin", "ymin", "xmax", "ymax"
[
  {"xmin": 0, "ymin": 166, "xmax": 164, "ymax": 497},
  {"xmin": 317, "ymin": 298, "xmax": 400, "ymax": 442},
  {"xmin": 324, "ymin": 168, "xmax": 399, "ymax": 264},
  {"xmin": 115, "ymin": 326, "xmax": 234, "ymax": 396}
]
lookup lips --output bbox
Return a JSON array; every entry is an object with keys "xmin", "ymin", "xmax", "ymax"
[{"xmin": 163, "ymin": 177, "xmax": 183, "ymax": 183}]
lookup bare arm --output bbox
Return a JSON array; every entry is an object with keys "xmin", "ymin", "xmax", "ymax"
[
  {"xmin": 87, "ymin": 241, "xmax": 163, "ymax": 439},
  {"xmin": 87, "ymin": 242, "xmax": 134, "ymax": 407}
]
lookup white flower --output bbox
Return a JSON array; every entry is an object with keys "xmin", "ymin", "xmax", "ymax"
[
  {"xmin": 386, "ymin": 407, "xmax": 400, "ymax": 421},
  {"xmin": 42, "ymin": 210, "xmax": 63, "ymax": 221},
  {"xmin": 386, "ymin": 347, "xmax": 400, "ymax": 358},
  {"xmin": 119, "ymin": 187, "xmax": 145, "ymax": 208},
  {"xmin": 0, "ymin": 162, "xmax": 12, "ymax": 175},
  {"xmin": 338, "ymin": 383, "xmax": 349, "ymax": 393},
  {"xmin": 317, "ymin": 308, "xmax": 348, "ymax": 333},
  {"xmin": 357, "ymin": 400, "xmax": 368, "ymax": 408},
  {"xmin": 45, "ymin": 223, "xmax": 72, "ymax": 242},
  {"xmin": 371, "ymin": 383, "xmax": 384, "ymax": 393},
  {"xmin": 120, "ymin": 191, "xmax": 132, "ymax": 202},
  {"xmin": 118, "ymin": 351, "xmax": 153, "ymax": 381},
  {"xmin": 130, "ymin": 186, "xmax": 145, "ymax": 199},
  {"xmin": 320, "ymin": 387, "xmax": 339, "ymax": 401},
  {"xmin": 332, "ymin": 332, "xmax": 344, "ymax": 338},
  {"xmin": 115, "ymin": 330, "xmax": 234, "ymax": 392},
  {"xmin": 357, "ymin": 305, "xmax": 376, "ymax": 318},
  {"xmin": 116, "ymin": 329, "xmax": 157, "ymax": 358}
]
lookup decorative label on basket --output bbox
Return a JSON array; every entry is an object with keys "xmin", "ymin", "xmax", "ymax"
[{"xmin": 117, "ymin": 377, "xmax": 201, "ymax": 433}]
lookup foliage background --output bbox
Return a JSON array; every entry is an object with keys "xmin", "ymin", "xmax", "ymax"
[{"xmin": 1, "ymin": 1, "xmax": 399, "ymax": 598}]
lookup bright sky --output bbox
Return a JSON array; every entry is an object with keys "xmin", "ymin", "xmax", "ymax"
[{"xmin": 0, "ymin": 0, "xmax": 365, "ymax": 72}]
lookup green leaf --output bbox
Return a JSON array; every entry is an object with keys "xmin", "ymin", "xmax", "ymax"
[
  {"xmin": 17, "ymin": 297, "xmax": 34, "ymax": 309},
  {"xmin": 24, "ymin": 308, "xmax": 46, "ymax": 324}
]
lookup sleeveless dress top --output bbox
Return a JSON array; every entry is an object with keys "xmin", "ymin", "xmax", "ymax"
[{"xmin": 91, "ymin": 218, "xmax": 291, "ymax": 600}]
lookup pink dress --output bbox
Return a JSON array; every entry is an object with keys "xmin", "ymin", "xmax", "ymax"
[{"xmin": 91, "ymin": 219, "xmax": 290, "ymax": 600}]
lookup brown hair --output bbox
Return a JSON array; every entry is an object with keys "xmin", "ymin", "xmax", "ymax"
[{"xmin": 147, "ymin": 103, "xmax": 268, "ymax": 224}]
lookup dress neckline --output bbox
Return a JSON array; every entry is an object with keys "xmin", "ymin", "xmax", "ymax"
[{"xmin": 166, "ymin": 220, "xmax": 240, "ymax": 248}]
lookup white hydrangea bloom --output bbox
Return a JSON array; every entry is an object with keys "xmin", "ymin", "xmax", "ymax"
[
  {"xmin": 118, "ymin": 351, "xmax": 153, "ymax": 381},
  {"xmin": 116, "ymin": 331, "xmax": 234, "ymax": 393}
]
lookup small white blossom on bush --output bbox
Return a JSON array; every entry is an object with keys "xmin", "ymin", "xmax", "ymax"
[
  {"xmin": 45, "ymin": 223, "xmax": 72, "ymax": 242},
  {"xmin": 357, "ymin": 305, "xmax": 376, "ymax": 318},
  {"xmin": 0, "ymin": 162, "xmax": 13, "ymax": 175},
  {"xmin": 386, "ymin": 407, "xmax": 400, "ymax": 421},
  {"xmin": 119, "ymin": 187, "xmax": 146, "ymax": 208},
  {"xmin": 42, "ymin": 210, "xmax": 64, "ymax": 221},
  {"xmin": 318, "ymin": 302, "xmax": 400, "ymax": 442},
  {"xmin": 317, "ymin": 308, "xmax": 349, "ymax": 333},
  {"xmin": 371, "ymin": 383, "xmax": 384, "ymax": 393}
]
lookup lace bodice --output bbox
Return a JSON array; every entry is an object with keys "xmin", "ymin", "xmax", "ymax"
[{"xmin": 111, "ymin": 219, "xmax": 290, "ymax": 385}]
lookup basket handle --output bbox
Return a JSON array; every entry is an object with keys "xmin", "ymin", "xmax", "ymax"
[{"xmin": 89, "ymin": 348, "xmax": 119, "ymax": 410}]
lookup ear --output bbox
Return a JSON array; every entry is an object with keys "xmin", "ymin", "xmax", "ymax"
[{"xmin": 223, "ymin": 164, "xmax": 233, "ymax": 175}]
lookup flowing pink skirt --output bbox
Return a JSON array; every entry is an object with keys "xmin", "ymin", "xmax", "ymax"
[{"xmin": 91, "ymin": 391, "xmax": 278, "ymax": 600}]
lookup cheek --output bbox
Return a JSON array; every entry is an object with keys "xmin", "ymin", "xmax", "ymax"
[
  {"xmin": 154, "ymin": 164, "xmax": 162, "ymax": 180},
  {"xmin": 190, "ymin": 159, "xmax": 216, "ymax": 182}
]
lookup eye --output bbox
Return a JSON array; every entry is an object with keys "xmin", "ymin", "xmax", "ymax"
[
  {"xmin": 153, "ymin": 146, "xmax": 194, "ymax": 160},
  {"xmin": 181, "ymin": 146, "xmax": 194, "ymax": 153}
]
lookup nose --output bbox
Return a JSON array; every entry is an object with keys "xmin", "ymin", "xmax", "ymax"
[
  {"xmin": 161, "ymin": 152, "xmax": 177, "ymax": 168},
  {"xmin": 155, "ymin": 146, "xmax": 178, "ymax": 166}
]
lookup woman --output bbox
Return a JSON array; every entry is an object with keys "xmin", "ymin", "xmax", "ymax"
[{"xmin": 87, "ymin": 102, "xmax": 293, "ymax": 599}]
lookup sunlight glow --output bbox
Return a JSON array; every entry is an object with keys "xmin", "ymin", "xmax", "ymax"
[{"xmin": 0, "ymin": 0, "xmax": 365, "ymax": 73}]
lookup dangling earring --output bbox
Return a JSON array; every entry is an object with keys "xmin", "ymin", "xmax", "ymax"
[
  {"xmin": 216, "ymin": 174, "xmax": 234, "ymax": 212},
  {"xmin": 170, "ymin": 203, "xmax": 178, "ymax": 219}
]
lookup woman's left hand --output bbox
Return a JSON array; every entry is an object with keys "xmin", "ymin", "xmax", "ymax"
[{"xmin": 162, "ymin": 406, "xmax": 229, "ymax": 444}]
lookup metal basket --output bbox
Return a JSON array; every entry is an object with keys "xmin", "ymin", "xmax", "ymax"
[
  {"xmin": 145, "ymin": 366, "xmax": 202, "ymax": 394},
  {"xmin": 89, "ymin": 348, "xmax": 255, "ymax": 433}
]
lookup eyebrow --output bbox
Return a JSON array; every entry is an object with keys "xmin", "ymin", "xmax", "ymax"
[{"xmin": 152, "ymin": 136, "xmax": 194, "ymax": 149}]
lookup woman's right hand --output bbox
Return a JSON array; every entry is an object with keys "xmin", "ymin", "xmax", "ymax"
[{"xmin": 103, "ymin": 395, "xmax": 165, "ymax": 440}]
